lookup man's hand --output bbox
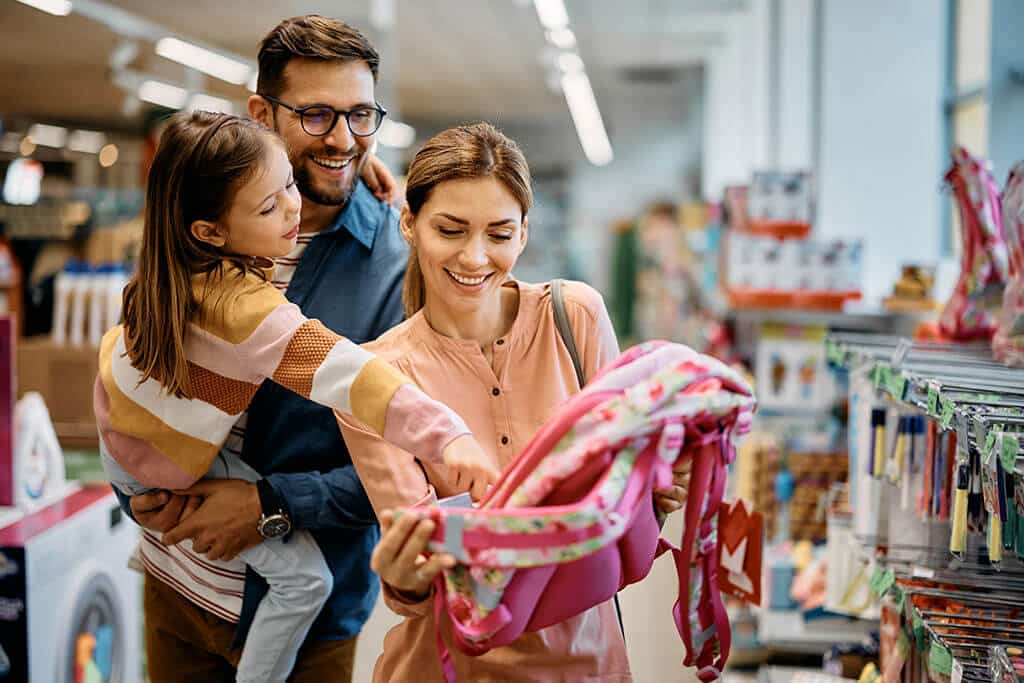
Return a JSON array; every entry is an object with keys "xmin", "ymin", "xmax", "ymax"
[
  {"xmin": 360, "ymin": 155, "xmax": 400, "ymax": 204},
  {"xmin": 130, "ymin": 491, "xmax": 194, "ymax": 533},
  {"xmin": 161, "ymin": 479, "xmax": 264, "ymax": 562}
]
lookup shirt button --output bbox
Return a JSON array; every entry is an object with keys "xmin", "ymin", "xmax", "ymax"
[
  {"xmin": 501, "ymin": 435, "xmax": 509, "ymax": 445},
  {"xmin": 492, "ymin": 387, "xmax": 500, "ymax": 396},
  {"xmin": 496, "ymin": 339, "xmax": 505, "ymax": 346}
]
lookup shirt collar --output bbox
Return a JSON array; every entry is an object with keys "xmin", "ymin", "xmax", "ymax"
[{"xmin": 320, "ymin": 180, "xmax": 382, "ymax": 250}]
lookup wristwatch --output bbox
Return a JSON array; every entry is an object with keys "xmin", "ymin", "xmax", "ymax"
[{"xmin": 256, "ymin": 479, "xmax": 292, "ymax": 540}]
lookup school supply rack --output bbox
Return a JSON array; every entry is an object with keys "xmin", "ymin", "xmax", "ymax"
[{"xmin": 824, "ymin": 333, "xmax": 1024, "ymax": 682}]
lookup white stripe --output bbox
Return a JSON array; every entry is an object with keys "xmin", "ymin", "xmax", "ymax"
[
  {"xmin": 140, "ymin": 535, "xmax": 244, "ymax": 620},
  {"xmin": 109, "ymin": 333, "xmax": 234, "ymax": 444},
  {"xmin": 309, "ymin": 339, "xmax": 376, "ymax": 414}
]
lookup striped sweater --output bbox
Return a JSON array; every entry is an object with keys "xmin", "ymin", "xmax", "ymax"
[{"xmin": 95, "ymin": 264, "xmax": 469, "ymax": 490}]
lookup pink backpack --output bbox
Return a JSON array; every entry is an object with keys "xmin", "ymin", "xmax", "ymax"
[
  {"xmin": 940, "ymin": 146, "xmax": 1009, "ymax": 340},
  {"xmin": 398, "ymin": 341, "xmax": 756, "ymax": 682},
  {"xmin": 993, "ymin": 161, "xmax": 1024, "ymax": 365}
]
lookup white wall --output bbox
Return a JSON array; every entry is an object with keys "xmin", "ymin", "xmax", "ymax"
[
  {"xmin": 702, "ymin": 0, "xmax": 773, "ymax": 199},
  {"xmin": 816, "ymin": 0, "xmax": 948, "ymax": 303},
  {"xmin": 776, "ymin": 0, "xmax": 815, "ymax": 170}
]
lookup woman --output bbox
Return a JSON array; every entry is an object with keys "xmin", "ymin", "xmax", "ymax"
[{"xmin": 337, "ymin": 122, "xmax": 688, "ymax": 682}]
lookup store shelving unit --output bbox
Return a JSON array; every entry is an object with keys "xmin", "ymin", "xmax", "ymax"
[{"xmin": 825, "ymin": 333, "xmax": 1024, "ymax": 681}]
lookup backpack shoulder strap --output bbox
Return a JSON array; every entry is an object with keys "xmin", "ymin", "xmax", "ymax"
[
  {"xmin": 551, "ymin": 278, "xmax": 626, "ymax": 639},
  {"xmin": 551, "ymin": 279, "xmax": 586, "ymax": 390}
]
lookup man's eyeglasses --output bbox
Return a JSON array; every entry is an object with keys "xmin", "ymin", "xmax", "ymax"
[{"xmin": 260, "ymin": 94, "xmax": 387, "ymax": 138}]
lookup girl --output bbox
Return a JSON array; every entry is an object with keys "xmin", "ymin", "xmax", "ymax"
[{"xmin": 95, "ymin": 111, "xmax": 496, "ymax": 683}]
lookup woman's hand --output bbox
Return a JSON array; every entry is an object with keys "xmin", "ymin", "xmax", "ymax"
[
  {"xmin": 654, "ymin": 458, "xmax": 692, "ymax": 515},
  {"xmin": 371, "ymin": 510, "xmax": 455, "ymax": 602}
]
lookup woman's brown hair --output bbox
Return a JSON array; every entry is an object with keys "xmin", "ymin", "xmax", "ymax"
[
  {"xmin": 402, "ymin": 122, "xmax": 533, "ymax": 317},
  {"xmin": 121, "ymin": 110, "xmax": 280, "ymax": 397}
]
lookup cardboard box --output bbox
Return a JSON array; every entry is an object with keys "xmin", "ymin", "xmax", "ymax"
[{"xmin": 17, "ymin": 337, "xmax": 98, "ymax": 449}]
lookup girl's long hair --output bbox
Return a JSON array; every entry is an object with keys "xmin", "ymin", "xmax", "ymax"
[{"xmin": 121, "ymin": 110, "xmax": 279, "ymax": 397}]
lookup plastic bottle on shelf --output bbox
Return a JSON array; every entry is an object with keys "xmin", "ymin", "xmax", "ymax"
[
  {"xmin": 68, "ymin": 261, "xmax": 90, "ymax": 346},
  {"xmin": 105, "ymin": 264, "xmax": 129, "ymax": 329},
  {"xmin": 52, "ymin": 261, "xmax": 78, "ymax": 345},
  {"xmin": 88, "ymin": 264, "xmax": 111, "ymax": 346}
]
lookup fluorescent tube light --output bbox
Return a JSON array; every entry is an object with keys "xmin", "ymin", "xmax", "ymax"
[
  {"xmin": 156, "ymin": 37, "xmax": 250, "ymax": 85},
  {"xmin": 188, "ymin": 93, "xmax": 235, "ymax": 115},
  {"xmin": 560, "ymin": 70, "xmax": 613, "ymax": 166},
  {"xmin": 67, "ymin": 130, "xmax": 107, "ymax": 154},
  {"xmin": 138, "ymin": 80, "xmax": 188, "ymax": 109},
  {"xmin": 27, "ymin": 123, "xmax": 68, "ymax": 148},
  {"xmin": 14, "ymin": 0, "xmax": 71, "ymax": 16},
  {"xmin": 377, "ymin": 120, "xmax": 416, "ymax": 149},
  {"xmin": 546, "ymin": 27, "xmax": 576, "ymax": 49},
  {"xmin": 533, "ymin": 0, "xmax": 568, "ymax": 30}
]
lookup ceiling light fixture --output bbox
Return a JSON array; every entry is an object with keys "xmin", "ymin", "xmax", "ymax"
[
  {"xmin": 545, "ymin": 27, "xmax": 576, "ymax": 50},
  {"xmin": 155, "ymin": 37, "xmax": 250, "ymax": 85},
  {"xmin": 188, "ymin": 93, "xmax": 235, "ymax": 115},
  {"xmin": 137, "ymin": 79, "xmax": 188, "ymax": 109},
  {"xmin": 27, "ymin": 123, "xmax": 68, "ymax": 148},
  {"xmin": 532, "ymin": 0, "xmax": 569, "ymax": 30},
  {"xmin": 14, "ymin": 0, "xmax": 71, "ymax": 16},
  {"xmin": 98, "ymin": 144, "xmax": 119, "ymax": 168},
  {"xmin": 67, "ymin": 130, "xmax": 107, "ymax": 154},
  {"xmin": 376, "ymin": 119, "xmax": 416, "ymax": 149},
  {"xmin": 561, "ymin": 70, "xmax": 613, "ymax": 167}
]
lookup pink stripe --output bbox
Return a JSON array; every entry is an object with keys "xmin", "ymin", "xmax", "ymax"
[
  {"xmin": 142, "ymin": 533, "xmax": 245, "ymax": 598},
  {"xmin": 186, "ymin": 302, "xmax": 306, "ymax": 383},
  {"xmin": 94, "ymin": 376, "xmax": 201, "ymax": 489},
  {"xmin": 381, "ymin": 384, "xmax": 470, "ymax": 465}
]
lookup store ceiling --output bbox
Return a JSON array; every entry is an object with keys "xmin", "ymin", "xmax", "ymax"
[{"xmin": 0, "ymin": 0, "xmax": 742, "ymax": 147}]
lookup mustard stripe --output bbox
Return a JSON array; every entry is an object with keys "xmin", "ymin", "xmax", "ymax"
[
  {"xmin": 308, "ymin": 337, "xmax": 376, "ymax": 414},
  {"xmin": 108, "ymin": 332, "xmax": 237, "ymax": 443},
  {"xmin": 99, "ymin": 339, "xmax": 220, "ymax": 484},
  {"xmin": 348, "ymin": 357, "xmax": 410, "ymax": 436},
  {"xmin": 186, "ymin": 302, "xmax": 305, "ymax": 383},
  {"xmin": 193, "ymin": 272, "xmax": 290, "ymax": 344}
]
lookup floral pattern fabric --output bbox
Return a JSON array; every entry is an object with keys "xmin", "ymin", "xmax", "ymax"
[{"xmin": 397, "ymin": 341, "xmax": 756, "ymax": 671}]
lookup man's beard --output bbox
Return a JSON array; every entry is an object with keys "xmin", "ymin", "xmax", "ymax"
[{"xmin": 292, "ymin": 150, "xmax": 367, "ymax": 207}]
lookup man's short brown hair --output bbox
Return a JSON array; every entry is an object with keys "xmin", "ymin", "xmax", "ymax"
[{"xmin": 257, "ymin": 15, "xmax": 380, "ymax": 97}]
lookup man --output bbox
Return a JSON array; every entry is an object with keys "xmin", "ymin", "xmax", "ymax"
[{"xmin": 120, "ymin": 16, "xmax": 405, "ymax": 682}]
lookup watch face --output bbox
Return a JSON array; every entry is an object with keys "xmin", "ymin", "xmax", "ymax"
[{"xmin": 260, "ymin": 515, "xmax": 291, "ymax": 539}]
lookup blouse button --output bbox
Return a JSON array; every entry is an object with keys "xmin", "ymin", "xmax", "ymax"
[
  {"xmin": 496, "ymin": 339, "xmax": 504, "ymax": 346},
  {"xmin": 501, "ymin": 435, "xmax": 509, "ymax": 445},
  {"xmin": 492, "ymin": 387, "xmax": 500, "ymax": 396}
]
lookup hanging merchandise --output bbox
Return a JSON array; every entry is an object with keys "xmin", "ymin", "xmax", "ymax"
[
  {"xmin": 940, "ymin": 146, "xmax": 1010, "ymax": 341},
  {"xmin": 826, "ymin": 332, "xmax": 1024, "ymax": 680},
  {"xmin": 397, "ymin": 341, "xmax": 757, "ymax": 683},
  {"xmin": 993, "ymin": 161, "xmax": 1024, "ymax": 366}
]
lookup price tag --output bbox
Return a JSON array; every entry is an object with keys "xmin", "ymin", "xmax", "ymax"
[
  {"xmin": 869, "ymin": 565, "xmax": 885, "ymax": 596},
  {"xmin": 1000, "ymin": 432, "xmax": 1020, "ymax": 472},
  {"xmin": 940, "ymin": 398, "xmax": 955, "ymax": 429},
  {"xmin": 951, "ymin": 658, "xmax": 963, "ymax": 683},
  {"xmin": 927, "ymin": 384, "xmax": 940, "ymax": 416},
  {"xmin": 891, "ymin": 583, "xmax": 906, "ymax": 612},
  {"xmin": 929, "ymin": 642, "xmax": 953, "ymax": 675},
  {"xmin": 890, "ymin": 375, "xmax": 908, "ymax": 401},
  {"xmin": 878, "ymin": 568, "xmax": 895, "ymax": 596}
]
